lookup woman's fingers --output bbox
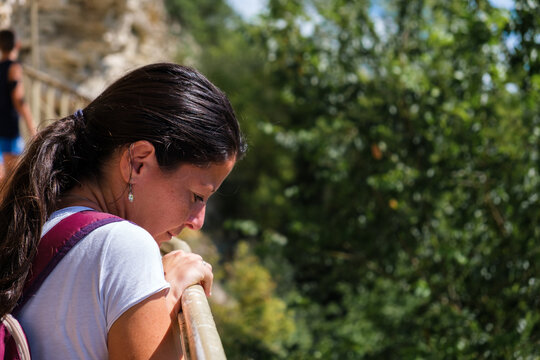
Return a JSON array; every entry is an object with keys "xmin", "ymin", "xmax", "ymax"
[
  {"xmin": 201, "ymin": 259, "xmax": 212, "ymax": 270},
  {"xmin": 162, "ymin": 250, "xmax": 214, "ymax": 300},
  {"xmin": 199, "ymin": 260, "xmax": 213, "ymax": 296}
]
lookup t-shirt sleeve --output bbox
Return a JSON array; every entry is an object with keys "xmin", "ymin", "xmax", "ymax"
[{"xmin": 97, "ymin": 221, "xmax": 170, "ymax": 331}]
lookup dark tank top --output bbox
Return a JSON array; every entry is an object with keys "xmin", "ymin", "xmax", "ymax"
[{"xmin": 0, "ymin": 60, "xmax": 20, "ymax": 138}]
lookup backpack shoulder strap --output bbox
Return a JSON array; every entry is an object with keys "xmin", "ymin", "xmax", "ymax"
[
  {"xmin": 15, "ymin": 210, "xmax": 123, "ymax": 312},
  {"xmin": 1, "ymin": 314, "xmax": 30, "ymax": 360}
]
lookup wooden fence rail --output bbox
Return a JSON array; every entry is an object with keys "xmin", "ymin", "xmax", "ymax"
[
  {"xmin": 22, "ymin": 64, "xmax": 91, "ymax": 131},
  {"xmin": 162, "ymin": 239, "xmax": 227, "ymax": 360}
]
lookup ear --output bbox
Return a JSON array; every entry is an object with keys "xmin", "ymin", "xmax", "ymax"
[{"xmin": 119, "ymin": 140, "xmax": 156, "ymax": 184}]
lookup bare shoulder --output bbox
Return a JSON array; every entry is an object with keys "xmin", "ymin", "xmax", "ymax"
[{"xmin": 8, "ymin": 62, "xmax": 23, "ymax": 81}]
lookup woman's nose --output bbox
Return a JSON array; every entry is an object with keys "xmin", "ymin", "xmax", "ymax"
[{"xmin": 186, "ymin": 205, "xmax": 206, "ymax": 230}]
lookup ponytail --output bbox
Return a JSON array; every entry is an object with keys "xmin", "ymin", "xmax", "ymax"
[{"xmin": 0, "ymin": 114, "xmax": 83, "ymax": 317}]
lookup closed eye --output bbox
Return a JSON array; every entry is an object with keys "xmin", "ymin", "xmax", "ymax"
[{"xmin": 194, "ymin": 193, "xmax": 205, "ymax": 203}]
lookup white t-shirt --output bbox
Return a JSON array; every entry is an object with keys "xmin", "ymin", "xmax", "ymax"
[{"xmin": 17, "ymin": 206, "xmax": 170, "ymax": 360}]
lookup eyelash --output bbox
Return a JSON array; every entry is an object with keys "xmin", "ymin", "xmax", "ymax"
[{"xmin": 194, "ymin": 194, "xmax": 205, "ymax": 203}]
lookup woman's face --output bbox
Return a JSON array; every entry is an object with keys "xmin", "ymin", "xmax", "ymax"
[{"xmin": 129, "ymin": 158, "xmax": 236, "ymax": 244}]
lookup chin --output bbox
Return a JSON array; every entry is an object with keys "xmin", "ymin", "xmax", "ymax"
[{"xmin": 154, "ymin": 233, "xmax": 173, "ymax": 245}]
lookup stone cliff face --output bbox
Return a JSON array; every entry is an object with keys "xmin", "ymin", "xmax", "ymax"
[{"xmin": 2, "ymin": 0, "xmax": 177, "ymax": 98}]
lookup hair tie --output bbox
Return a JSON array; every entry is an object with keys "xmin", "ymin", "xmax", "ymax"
[{"xmin": 74, "ymin": 109, "xmax": 85, "ymax": 122}]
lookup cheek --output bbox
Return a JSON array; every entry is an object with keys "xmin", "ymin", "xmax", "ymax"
[{"xmin": 167, "ymin": 192, "xmax": 191, "ymax": 221}]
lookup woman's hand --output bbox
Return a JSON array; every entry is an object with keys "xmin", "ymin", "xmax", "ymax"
[{"xmin": 162, "ymin": 250, "xmax": 213, "ymax": 313}]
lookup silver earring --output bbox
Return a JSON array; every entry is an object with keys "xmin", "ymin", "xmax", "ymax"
[
  {"xmin": 128, "ymin": 183, "xmax": 134, "ymax": 202},
  {"xmin": 128, "ymin": 143, "xmax": 135, "ymax": 203}
]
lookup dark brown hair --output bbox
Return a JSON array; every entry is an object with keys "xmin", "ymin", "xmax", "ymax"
[
  {"xmin": 0, "ymin": 63, "xmax": 246, "ymax": 316},
  {"xmin": 0, "ymin": 29, "xmax": 15, "ymax": 53}
]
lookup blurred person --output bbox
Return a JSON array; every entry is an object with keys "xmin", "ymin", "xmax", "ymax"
[
  {"xmin": 0, "ymin": 29, "xmax": 36, "ymax": 179},
  {"xmin": 0, "ymin": 62, "xmax": 246, "ymax": 359}
]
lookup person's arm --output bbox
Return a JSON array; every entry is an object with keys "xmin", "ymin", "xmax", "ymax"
[
  {"xmin": 8, "ymin": 63, "xmax": 36, "ymax": 137},
  {"xmin": 108, "ymin": 250, "xmax": 213, "ymax": 359},
  {"xmin": 108, "ymin": 290, "xmax": 181, "ymax": 359}
]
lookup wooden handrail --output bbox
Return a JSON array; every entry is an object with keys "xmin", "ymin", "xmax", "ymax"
[
  {"xmin": 161, "ymin": 239, "xmax": 227, "ymax": 360},
  {"xmin": 179, "ymin": 286, "xmax": 227, "ymax": 359},
  {"xmin": 22, "ymin": 64, "xmax": 91, "ymax": 130},
  {"xmin": 23, "ymin": 65, "xmax": 91, "ymax": 103}
]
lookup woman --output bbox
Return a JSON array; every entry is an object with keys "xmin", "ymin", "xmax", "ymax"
[{"xmin": 0, "ymin": 63, "xmax": 246, "ymax": 359}]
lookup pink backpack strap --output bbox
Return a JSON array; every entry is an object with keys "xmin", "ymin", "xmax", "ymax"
[{"xmin": 15, "ymin": 210, "xmax": 123, "ymax": 312}]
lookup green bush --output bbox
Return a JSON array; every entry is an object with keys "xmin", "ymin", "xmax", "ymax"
[{"xmin": 166, "ymin": 0, "xmax": 540, "ymax": 357}]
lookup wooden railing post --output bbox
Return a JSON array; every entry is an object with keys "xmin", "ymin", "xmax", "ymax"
[
  {"xmin": 30, "ymin": 79, "xmax": 40, "ymax": 124},
  {"xmin": 161, "ymin": 239, "xmax": 227, "ymax": 360},
  {"xmin": 179, "ymin": 285, "xmax": 227, "ymax": 360},
  {"xmin": 30, "ymin": 0, "xmax": 39, "ymax": 69}
]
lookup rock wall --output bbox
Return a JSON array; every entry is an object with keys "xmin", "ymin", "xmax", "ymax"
[{"xmin": 3, "ymin": 0, "xmax": 178, "ymax": 98}]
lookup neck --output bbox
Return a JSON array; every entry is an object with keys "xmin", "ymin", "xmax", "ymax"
[
  {"xmin": 57, "ymin": 181, "xmax": 115, "ymax": 214},
  {"xmin": 56, "ymin": 153, "xmax": 127, "ymax": 218},
  {"xmin": 57, "ymin": 194, "xmax": 104, "ymax": 213}
]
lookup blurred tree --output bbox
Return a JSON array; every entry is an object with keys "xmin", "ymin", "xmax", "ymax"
[
  {"xmin": 165, "ymin": 0, "xmax": 238, "ymax": 45},
  {"xmin": 166, "ymin": 0, "xmax": 540, "ymax": 358},
  {"xmin": 212, "ymin": 242, "xmax": 296, "ymax": 358}
]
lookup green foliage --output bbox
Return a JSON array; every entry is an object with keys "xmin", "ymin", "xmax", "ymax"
[
  {"xmin": 164, "ymin": 0, "xmax": 238, "ymax": 45},
  {"xmin": 166, "ymin": 0, "xmax": 540, "ymax": 358},
  {"xmin": 212, "ymin": 242, "xmax": 296, "ymax": 359}
]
